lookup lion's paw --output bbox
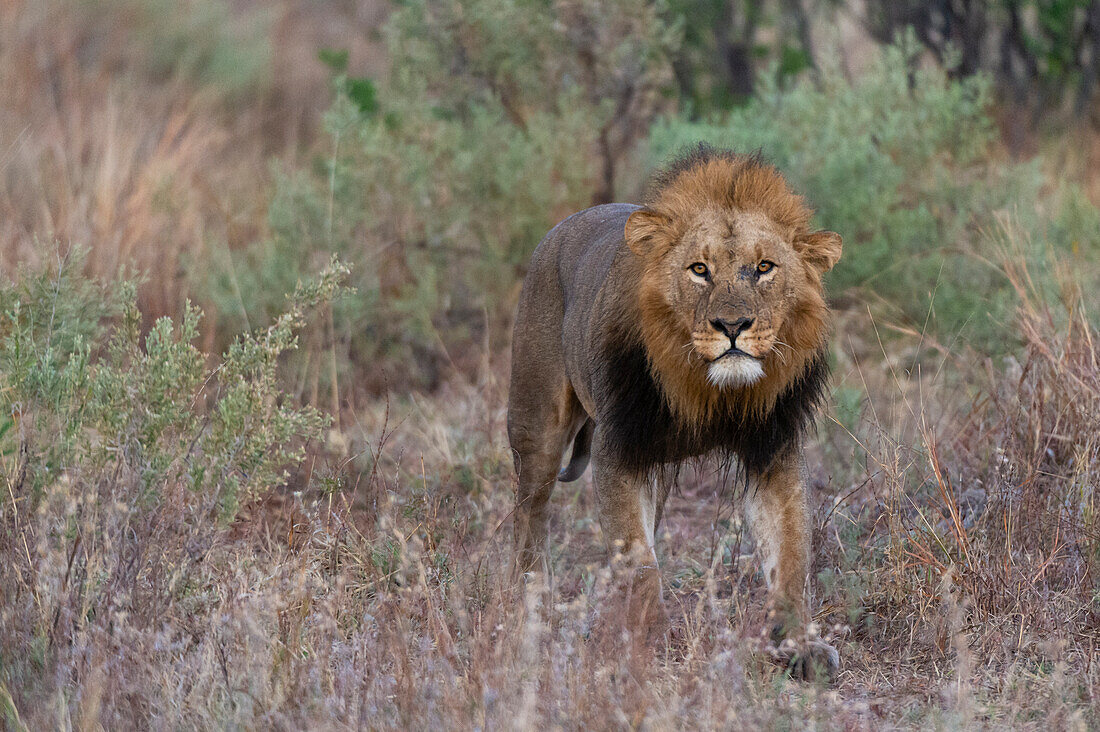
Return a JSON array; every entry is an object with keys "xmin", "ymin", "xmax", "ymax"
[{"xmin": 765, "ymin": 638, "xmax": 839, "ymax": 684}]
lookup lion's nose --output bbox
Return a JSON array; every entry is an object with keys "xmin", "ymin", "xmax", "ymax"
[{"xmin": 711, "ymin": 317, "xmax": 754, "ymax": 339}]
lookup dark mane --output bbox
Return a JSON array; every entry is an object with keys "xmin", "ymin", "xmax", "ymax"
[{"xmin": 598, "ymin": 329, "xmax": 829, "ymax": 476}]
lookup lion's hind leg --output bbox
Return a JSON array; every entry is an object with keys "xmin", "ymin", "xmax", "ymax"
[{"xmin": 507, "ymin": 365, "xmax": 585, "ymax": 578}]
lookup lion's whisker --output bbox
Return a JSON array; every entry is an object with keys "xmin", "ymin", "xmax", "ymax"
[{"xmin": 770, "ymin": 340, "xmax": 794, "ymax": 363}]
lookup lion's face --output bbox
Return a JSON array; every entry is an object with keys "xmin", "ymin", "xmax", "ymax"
[
  {"xmin": 662, "ymin": 208, "xmax": 812, "ymax": 387},
  {"xmin": 626, "ymin": 200, "xmax": 840, "ymax": 400}
]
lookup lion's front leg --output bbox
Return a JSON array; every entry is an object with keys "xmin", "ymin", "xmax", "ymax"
[{"xmin": 746, "ymin": 447, "xmax": 838, "ymax": 682}]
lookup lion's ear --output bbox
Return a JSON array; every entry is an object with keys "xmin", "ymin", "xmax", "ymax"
[
  {"xmin": 794, "ymin": 230, "xmax": 842, "ymax": 274},
  {"xmin": 625, "ymin": 208, "xmax": 673, "ymax": 257}
]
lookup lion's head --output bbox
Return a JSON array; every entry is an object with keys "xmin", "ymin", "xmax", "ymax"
[{"xmin": 624, "ymin": 146, "xmax": 841, "ymax": 423}]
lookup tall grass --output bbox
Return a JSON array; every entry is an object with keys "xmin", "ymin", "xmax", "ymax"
[{"xmin": 0, "ymin": 0, "xmax": 378, "ymax": 335}]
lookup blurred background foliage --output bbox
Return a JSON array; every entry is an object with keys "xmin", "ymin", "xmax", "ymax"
[
  {"xmin": 3, "ymin": 0, "xmax": 1100, "ymax": 391},
  {"xmin": 199, "ymin": 0, "xmax": 1100, "ymax": 389}
]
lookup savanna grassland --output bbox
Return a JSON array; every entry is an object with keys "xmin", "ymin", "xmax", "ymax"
[{"xmin": 2, "ymin": 1, "xmax": 1099, "ymax": 728}]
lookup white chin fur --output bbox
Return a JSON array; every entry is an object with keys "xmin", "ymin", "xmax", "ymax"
[{"xmin": 707, "ymin": 356, "xmax": 765, "ymax": 388}]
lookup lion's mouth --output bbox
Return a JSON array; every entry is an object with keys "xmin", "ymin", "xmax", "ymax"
[{"xmin": 714, "ymin": 347, "xmax": 761, "ymax": 362}]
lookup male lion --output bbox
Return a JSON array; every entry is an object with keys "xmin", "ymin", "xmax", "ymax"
[{"xmin": 507, "ymin": 145, "xmax": 842, "ymax": 680}]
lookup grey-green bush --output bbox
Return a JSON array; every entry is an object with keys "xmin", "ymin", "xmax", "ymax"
[
  {"xmin": 1, "ymin": 250, "xmax": 346, "ymax": 518},
  {"xmin": 0, "ymin": 252, "xmax": 348, "ymax": 713},
  {"xmin": 200, "ymin": 0, "xmax": 678, "ymax": 391}
]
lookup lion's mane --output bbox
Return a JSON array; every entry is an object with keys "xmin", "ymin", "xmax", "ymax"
[{"xmin": 601, "ymin": 145, "xmax": 833, "ymax": 474}]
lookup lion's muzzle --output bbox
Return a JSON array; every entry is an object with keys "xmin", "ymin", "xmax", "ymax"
[{"xmin": 711, "ymin": 316, "xmax": 753, "ymax": 342}]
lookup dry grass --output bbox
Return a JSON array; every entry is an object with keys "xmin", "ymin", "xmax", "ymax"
[
  {"xmin": 3, "ymin": 289, "xmax": 1098, "ymax": 727},
  {"xmin": 1, "ymin": 0, "xmax": 249, "ymax": 323},
  {"xmin": 0, "ymin": 0, "xmax": 383, "ymax": 330}
]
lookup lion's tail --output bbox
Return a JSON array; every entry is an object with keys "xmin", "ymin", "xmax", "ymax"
[{"xmin": 557, "ymin": 419, "xmax": 593, "ymax": 482}]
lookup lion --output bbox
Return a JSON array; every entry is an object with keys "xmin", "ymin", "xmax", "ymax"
[{"xmin": 507, "ymin": 144, "xmax": 842, "ymax": 680}]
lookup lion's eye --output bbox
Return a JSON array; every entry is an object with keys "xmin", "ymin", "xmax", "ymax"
[
  {"xmin": 689, "ymin": 262, "xmax": 709, "ymax": 278},
  {"xmin": 756, "ymin": 260, "xmax": 775, "ymax": 275}
]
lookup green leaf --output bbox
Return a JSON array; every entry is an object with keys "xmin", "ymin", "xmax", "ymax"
[
  {"xmin": 778, "ymin": 45, "xmax": 811, "ymax": 78},
  {"xmin": 346, "ymin": 77, "xmax": 379, "ymax": 115},
  {"xmin": 318, "ymin": 47, "xmax": 349, "ymax": 73}
]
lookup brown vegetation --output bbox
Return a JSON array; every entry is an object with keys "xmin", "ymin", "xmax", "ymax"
[{"xmin": 0, "ymin": 0, "xmax": 380, "ymax": 327}]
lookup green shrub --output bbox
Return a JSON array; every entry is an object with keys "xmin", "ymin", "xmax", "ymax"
[
  {"xmin": 664, "ymin": 0, "xmax": 817, "ymax": 114},
  {"xmin": 0, "ymin": 252, "xmax": 346, "ymax": 707},
  {"xmin": 199, "ymin": 0, "xmax": 678, "ymax": 390},
  {"xmin": 0, "ymin": 250, "xmax": 347, "ymax": 519},
  {"xmin": 647, "ymin": 33, "xmax": 1100, "ymax": 350}
]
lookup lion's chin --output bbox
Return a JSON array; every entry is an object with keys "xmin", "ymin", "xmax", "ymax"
[{"xmin": 707, "ymin": 355, "xmax": 765, "ymax": 389}]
